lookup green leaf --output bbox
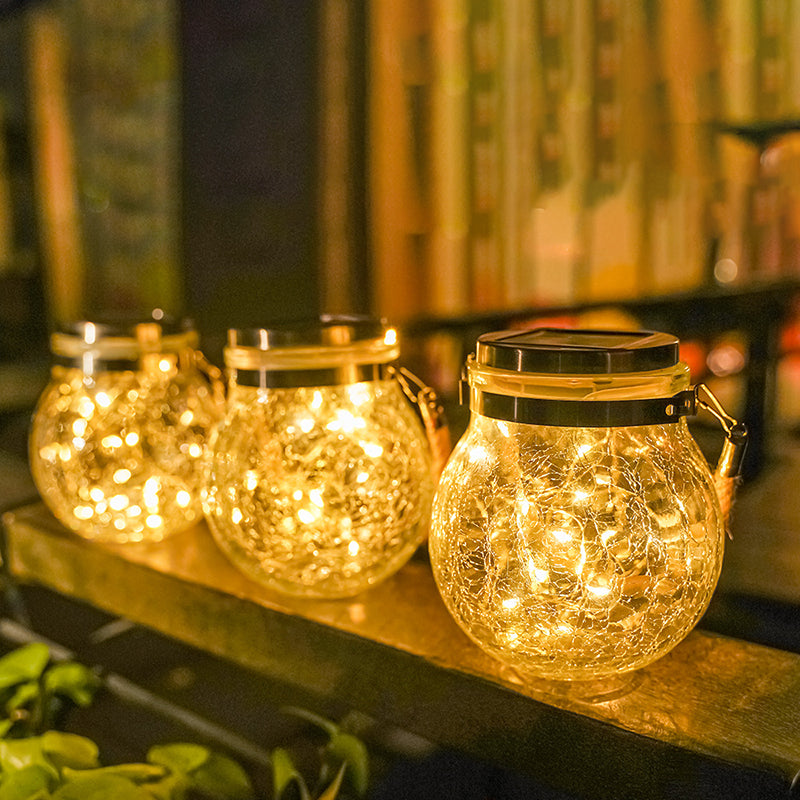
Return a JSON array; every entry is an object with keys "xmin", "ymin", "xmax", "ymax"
[
  {"xmin": 325, "ymin": 733, "xmax": 368, "ymax": 797},
  {"xmin": 40, "ymin": 732, "xmax": 99, "ymax": 771},
  {"xmin": 316, "ymin": 762, "xmax": 346, "ymax": 800},
  {"xmin": 0, "ymin": 646, "xmax": 50, "ymax": 691},
  {"xmin": 61, "ymin": 764, "xmax": 167, "ymax": 784},
  {"xmin": 0, "ymin": 720, "xmax": 14, "ymax": 740},
  {"xmin": 187, "ymin": 753, "xmax": 253, "ymax": 800},
  {"xmin": 43, "ymin": 664, "xmax": 100, "ymax": 708},
  {"xmin": 271, "ymin": 748, "xmax": 308, "ymax": 800},
  {"xmin": 0, "ymin": 739, "xmax": 58, "ymax": 782},
  {"xmin": 281, "ymin": 708, "xmax": 338, "ymax": 738},
  {"xmin": 139, "ymin": 772, "xmax": 185, "ymax": 800},
  {"xmin": 0, "ymin": 764, "xmax": 53, "ymax": 800},
  {"xmin": 52, "ymin": 773, "xmax": 152, "ymax": 800},
  {"xmin": 141, "ymin": 772, "xmax": 187, "ymax": 800},
  {"xmin": 5, "ymin": 683, "xmax": 39, "ymax": 715},
  {"xmin": 147, "ymin": 743, "xmax": 209, "ymax": 776}
]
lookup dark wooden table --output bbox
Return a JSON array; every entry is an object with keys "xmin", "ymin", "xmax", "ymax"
[{"xmin": 3, "ymin": 501, "xmax": 800, "ymax": 799}]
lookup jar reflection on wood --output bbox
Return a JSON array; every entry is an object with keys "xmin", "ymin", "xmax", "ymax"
[
  {"xmin": 30, "ymin": 319, "xmax": 222, "ymax": 543},
  {"xmin": 430, "ymin": 328, "xmax": 744, "ymax": 682},
  {"xmin": 203, "ymin": 317, "xmax": 437, "ymax": 599}
]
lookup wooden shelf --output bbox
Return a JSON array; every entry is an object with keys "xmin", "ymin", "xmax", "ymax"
[
  {"xmin": 401, "ymin": 280, "xmax": 800, "ymax": 337},
  {"xmin": 3, "ymin": 503, "xmax": 800, "ymax": 799}
]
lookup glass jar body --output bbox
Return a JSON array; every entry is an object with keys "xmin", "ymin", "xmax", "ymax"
[
  {"xmin": 429, "ymin": 413, "xmax": 723, "ymax": 681},
  {"xmin": 30, "ymin": 359, "xmax": 219, "ymax": 543},
  {"xmin": 204, "ymin": 379, "xmax": 434, "ymax": 598}
]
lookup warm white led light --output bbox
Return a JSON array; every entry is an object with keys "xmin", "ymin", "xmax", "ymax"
[
  {"xmin": 205, "ymin": 379, "xmax": 434, "ymax": 599},
  {"xmin": 110, "ymin": 495, "xmax": 129, "ymax": 511},
  {"xmin": 244, "ymin": 471, "xmax": 259, "ymax": 492},
  {"xmin": 30, "ymin": 333, "xmax": 219, "ymax": 544},
  {"xmin": 297, "ymin": 508, "xmax": 316, "ymax": 525},
  {"xmin": 430, "ymin": 415, "xmax": 724, "ymax": 681},
  {"xmin": 360, "ymin": 441, "xmax": 383, "ymax": 458}
]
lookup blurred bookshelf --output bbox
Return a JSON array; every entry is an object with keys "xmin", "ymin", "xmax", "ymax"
[
  {"xmin": 1, "ymin": 0, "xmax": 370, "ymax": 343},
  {"xmin": 399, "ymin": 281, "xmax": 800, "ymax": 481},
  {"xmin": 1, "ymin": 0, "xmax": 800, "ymax": 478},
  {"xmin": 3, "ymin": 5, "xmax": 800, "ymax": 795},
  {"xmin": 4, "ymin": 0, "xmax": 800, "ymax": 351},
  {"xmin": 367, "ymin": 1, "xmax": 800, "ymax": 319},
  {"xmin": 1, "ymin": 1, "xmax": 800, "ymax": 469},
  {"xmin": 364, "ymin": 0, "xmax": 800, "ymax": 485}
]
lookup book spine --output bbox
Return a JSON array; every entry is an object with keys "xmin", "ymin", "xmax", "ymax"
[
  {"xmin": 428, "ymin": 0, "xmax": 470, "ymax": 315},
  {"xmin": 0, "ymin": 102, "xmax": 13, "ymax": 273},
  {"xmin": 318, "ymin": 0, "xmax": 365, "ymax": 315},
  {"xmin": 650, "ymin": 0, "xmax": 717, "ymax": 293},
  {"xmin": 367, "ymin": 0, "xmax": 431, "ymax": 322},
  {"xmin": 788, "ymin": 0, "xmax": 800, "ymax": 115},
  {"xmin": 26, "ymin": 6, "xmax": 84, "ymax": 323},
  {"xmin": 468, "ymin": 0, "xmax": 504, "ymax": 310},
  {"xmin": 530, "ymin": 0, "xmax": 590, "ymax": 307},
  {"xmin": 717, "ymin": 0, "xmax": 757, "ymax": 122},
  {"xmin": 755, "ymin": 0, "xmax": 788, "ymax": 119},
  {"xmin": 498, "ymin": 0, "xmax": 536, "ymax": 307},
  {"xmin": 63, "ymin": 0, "xmax": 180, "ymax": 316},
  {"xmin": 584, "ymin": 0, "xmax": 642, "ymax": 302}
]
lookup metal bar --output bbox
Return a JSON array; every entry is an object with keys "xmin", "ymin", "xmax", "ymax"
[{"xmin": 0, "ymin": 617, "xmax": 273, "ymax": 769}]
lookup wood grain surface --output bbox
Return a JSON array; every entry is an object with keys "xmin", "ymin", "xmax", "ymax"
[{"xmin": 3, "ymin": 503, "xmax": 800, "ymax": 799}]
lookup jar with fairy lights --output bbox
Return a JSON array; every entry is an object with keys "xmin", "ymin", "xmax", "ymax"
[
  {"xmin": 429, "ymin": 328, "xmax": 748, "ymax": 681},
  {"xmin": 30, "ymin": 318, "xmax": 222, "ymax": 543},
  {"xmin": 203, "ymin": 316, "xmax": 449, "ymax": 599}
]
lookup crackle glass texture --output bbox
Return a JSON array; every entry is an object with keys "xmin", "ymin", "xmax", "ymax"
[
  {"xmin": 204, "ymin": 381, "xmax": 434, "ymax": 599},
  {"xmin": 30, "ymin": 362, "xmax": 219, "ymax": 543},
  {"xmin": 429, "ymin": 414, "xmax": 724, "ymax": 681}
]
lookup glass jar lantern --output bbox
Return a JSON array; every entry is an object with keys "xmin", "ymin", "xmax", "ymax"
[
  {"xmin": 204, "ymin": 317, "xmax": 445, "ymax": 599},
  {"xmin": 30, "ymin": 319, "xmax": 222, "ymax": 543},
  {"xmin": 429, "ymin": 328, "xmax": 747, "ymax": 681}
]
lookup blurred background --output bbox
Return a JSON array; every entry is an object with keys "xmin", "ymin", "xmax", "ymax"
[
  {"xmin": 2, "ymin": 1, "xmax": 800, "ymax": 796},
  {"xmin": 1, "ymin": 0, "xmax": 800, "ymax": 463},
  {"xmin": 0, "ymin": 2, "xmax": 799, "ymax": 571}
]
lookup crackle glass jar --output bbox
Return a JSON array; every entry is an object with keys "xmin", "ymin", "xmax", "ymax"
[
  {"xmin": 30, "ymin": 318, "xmax": 222, "ymax": 543},
  {"xmin": 430, "ymin": 328, "xmax": 746, "ymax": 681},
  {"xmin": 204, "ymin": 317, "xmax": 440, "ymax": 599}
]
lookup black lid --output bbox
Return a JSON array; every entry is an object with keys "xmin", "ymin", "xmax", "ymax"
[
  {"xmin": 475, "ymin": 328, "xmax": 680, "ymax": 375},
  {"xmin": 58, "ymin": 313, "xmax": 193, "ymax": 341},
  {"xmin": 228, "ymin": 315, "xmax": 387, "ymax": 350}
]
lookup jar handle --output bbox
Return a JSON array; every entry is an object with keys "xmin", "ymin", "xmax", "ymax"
[
  {"xmin": 694, "ymin": 383, "xmax": 748, "ymax": 535},
  {"xmin": 193, "ymin": 350, "xmax": 227, "ymax": 412},
  {"xmin": 388, "ymin": 366, "xmax": 451, "ymax": 480}
]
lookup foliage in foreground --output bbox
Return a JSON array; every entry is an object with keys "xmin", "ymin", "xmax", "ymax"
[
  {"xmin": 0, "ymin": 643, "xmax": 369, "ymax": 800},
  {"xmin": 270, "ymin": 708, "xmax": 369, "ymax": 800}
]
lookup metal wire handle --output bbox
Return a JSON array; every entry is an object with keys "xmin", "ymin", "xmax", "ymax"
[
  {"xmin": 193, "ymin": 350, "xmax": 227, "ymax": 412},
  {"xmin": 388, "ymin": 366, "xmax": 452, "ymax": 480},
  {"xmin": 694, "ymin": 383, "xmax": 749, "ymax": 535}
]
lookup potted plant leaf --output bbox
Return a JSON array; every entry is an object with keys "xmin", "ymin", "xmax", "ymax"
[{"xmin": 0, "ymin": 642, "xmax": 369, "ymax": 800}]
